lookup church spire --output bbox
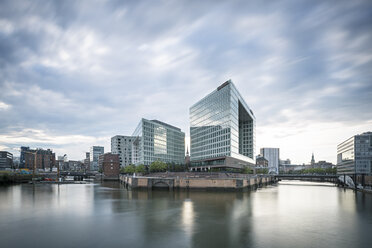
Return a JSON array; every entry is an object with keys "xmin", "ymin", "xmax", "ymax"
[{"xmin": 311, "ymin": 152, "xmax": 315, "ymax": 165}]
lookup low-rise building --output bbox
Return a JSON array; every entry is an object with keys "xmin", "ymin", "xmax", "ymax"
[
  {"xmin": 99, "ymin": 153, "xmax": 120, "ymax": 179},
  {"xmin": 23, "ymin": 148, "xmax": 56, "ymax": 171},
  {"xmin": 337, "ymin": 132, "xmax": 372, "ymax": 175},
  {"xmin": 0, "ymin": 151, "xmax": 13, "ymax": 170},
  {"xmin": 256, "ymin": 156, "xmax": 268, "ymax": 168}
]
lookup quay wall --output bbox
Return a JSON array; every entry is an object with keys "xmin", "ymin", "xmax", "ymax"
[{"xmin": 120, "ymin": 174, "xmax": 276, "ymax": 190}]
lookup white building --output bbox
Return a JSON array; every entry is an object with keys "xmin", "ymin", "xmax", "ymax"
[
  {"xmin": 111, "ymin": 135, "xmax": 135, "ymax": 167},
  {"xmin": 260, "ymin": 148, "xmax": 279, "ymax": 174}
]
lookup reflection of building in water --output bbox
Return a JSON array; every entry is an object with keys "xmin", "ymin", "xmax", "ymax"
[
  {"xmin": 131, "ymin": 118, "xmax": 185, "ymax": 166},
  {"xmin": 337, "ymin": 132, "xmax": 372, "ymax": 175},
  {"xmin": 189, "ymin": 80, "xmax": 255, "ymax": 170}
]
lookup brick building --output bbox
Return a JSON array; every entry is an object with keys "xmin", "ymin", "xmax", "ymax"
[
  {"xmin": 99, "ymin": 153, "xmax": 120, "ymax": 180},
  {"xmin": 23, "ymin": 148, "xmax": 56, "ymax": 171}
]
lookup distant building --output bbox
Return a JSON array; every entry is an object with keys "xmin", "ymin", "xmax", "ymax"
[
  {"xmin": 185, "ymin": 146, "xmax": 190, "ymax": 168},
  {"xmin": 314, "ymin": 160, "xmax": 334, "ymax": 169},
  {"xmin": 111, "ymin": 135, "xmax": 135, "ymax": 167},
  {"xmin": 260, "ymin": 148, "xmax": 279, "ymax": 174},
  {"xmin": 0, "ymin": 151, "xmax": 13, "ymax": 170},
  {"xmin": 311, "ymin": 153, "xmax": 315, "ymax": 167},
  {"xmin": 256, "ymin": 156, "xmax": 268, "ymax": 167},
  {"xmin": 23, "ymin": 148, "xmax": 56, "ymax": 171},
  {"xmin": 20, "ymin": 146, "xmax": 29, "ymax": 168},
  {"xmin": 90, "ymin": 146, "xmax": 104, "ymax": 171},
  {"xmin": 99, "ymin": 153, "xmax": 120, "ymax": 179},
  {"xmin": 132, "ymin": 118, "xmax": 185, "ymax": 166},
  {"xmin": 189, "ymin": 80, "xmax": 256, "ymax": 171},
  {"xmin": 84, "ymin": 152, "xmax": 90, "ymax": 171},
  {"xmin": 337, "ymin": 132, "xmax": 372, "ymax": 175}
]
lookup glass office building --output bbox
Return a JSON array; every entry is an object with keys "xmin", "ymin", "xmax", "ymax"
[
  {"xmin": 337, "ymin": 132, "xmax": 372, "ymax": 175},
  {"xmin": 131, "ymin": 118, "xmax": 185, "ymax": 166},
  {"xmin": 190, "ymin": 80, "xmax": 255, "ymax": 170}
]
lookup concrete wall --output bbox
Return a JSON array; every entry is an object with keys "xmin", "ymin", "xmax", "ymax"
[{"xmin": 120, "ymin": 174, "xmax": 275, "ymax": 190}]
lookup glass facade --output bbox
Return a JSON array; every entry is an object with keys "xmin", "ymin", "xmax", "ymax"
[
  {"xmin": 190, "ymin": 80, "xmax": 255, "ymax": 168},
  {"xmin": 337, "ymin": 132, "xmax": 372, "ymax": 175},
  {"xmin": 131, "ymin": 119, "xmax": 185, "ymax": 166}
]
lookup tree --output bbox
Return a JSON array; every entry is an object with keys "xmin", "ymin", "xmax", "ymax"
[
  {"xmin": 123, "ymin": 164, "xmax": 136, "ymax": 174},
  {"xmin": 149, "ymin": 161, "xmax": 167, "ymax": 172},
  {"xmin": 135, "ymin": 164, "xmax": 146, "ymax": 174},
  {"xmin": 243, "ymin": 166, "xmax": 254, "ymax": 174}
]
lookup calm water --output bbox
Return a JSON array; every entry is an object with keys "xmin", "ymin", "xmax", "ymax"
[{"xmin": 1, "ymin": 181, "xmax": 371, "ymax": 248}]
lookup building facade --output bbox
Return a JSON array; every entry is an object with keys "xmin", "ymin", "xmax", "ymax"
[
  {"xmin": 190, "ymin": 80, "xmax": 256, "ymax": 170},
  {"xmin": 90, "ymin": 146, "xmax": 104, "ymax": 171},
  {"xmin": 131, "ymin": 119, "xmax": 185, "ymax": 166},
  {"xmin": 256, "ymin": 156, "xmax": 269, "ymax": 168},
  {"xmin": 99, "ymin": 153, "xmax": 120, "ymax": 179},
  {"xmin": 111, "ymin": 135, "xmax": 135, "ymax": 167},
  {"xmin": 260, "ymin": 148, "xmax": 279, "ymax": 174},
  {"xmin": 337, "ymin": 132, "xmax": 372, "ymax": 175},
  {"xmin": 23, "ymin": 148, "xmax": 56, "ymax": 171},
  {"xmin": 0, "ymin": 151, "xmax": 13, "ymax": 170}
]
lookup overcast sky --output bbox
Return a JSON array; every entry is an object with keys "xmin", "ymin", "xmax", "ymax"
[{"xmin": 1, "ymin": 0, "xmax": 371, "ymax": 164}]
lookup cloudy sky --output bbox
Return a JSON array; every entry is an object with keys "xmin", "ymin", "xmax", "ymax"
[{"xmin": 0, "ymin": 0, "xmax": 371, "ymax": 164}]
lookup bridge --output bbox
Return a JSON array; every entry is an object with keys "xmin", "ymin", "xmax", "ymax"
[{"xmin": 274, "ymin": 174, "xmax": 339, "ymax": 183}]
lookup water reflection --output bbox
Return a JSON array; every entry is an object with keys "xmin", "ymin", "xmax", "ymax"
[
  {"xmin": 181, "ymin": 199, "xmax": 195, "ymax": 237},
  {"xmin": 0, "ymin": 181, "xmax": 372, "ymax": 248}
]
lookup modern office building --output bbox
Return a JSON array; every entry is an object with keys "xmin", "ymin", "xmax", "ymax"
[
  {"xmin": 337, "ymin": 132, "xmax": 372, "ymax": 175},
  {"xmin": 90, "ymin": 146, "xmax": 104, "ymax": 171},
  {"xmin": 111, "ymin": 135, "xmax": 135, "ymax": 167},
  {"xmin": 131, "ymin": 118, "xmax": 185, "ymax": 166},
  {"xmin": 260, "ymin": 148, "xmax": 279, "ymax": 174},
  {"xmin": 189, "ymin": 80, "xmax": 256, "ymax": 170},
  {"xmin": 0, "ymin": 151, "xmax": 13, "ymax": 170}
]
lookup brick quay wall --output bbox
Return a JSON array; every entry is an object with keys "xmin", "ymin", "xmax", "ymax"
[{"xmin": 120, "ymin": 173, "xmax": 277, "ymax": 190}]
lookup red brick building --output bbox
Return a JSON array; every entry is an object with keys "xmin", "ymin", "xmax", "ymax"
[
  {"xmin": 99, "ymin": 153, "xmax": 120, "ymax": 179},
  {"xmin": 24, "ymin": 149, "xmax": 56, "ymax": 171}
]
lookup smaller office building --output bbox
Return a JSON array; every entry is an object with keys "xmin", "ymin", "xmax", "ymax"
[
  {"xmin": 0, "ymin": 151, "xmax": 13, "ymax": 170},
  {"xmin": 111, "ymin": 135, "xmax": 135, "ymax": 167},
  {"xmin": 259, "ymin": 148, "xmax": 279, "ymax": 174},
  {"xmin": 337, "ymin": 132, "xmax": 372, "ymax": 175},
  {"xmin": 90, "ymin": 146, "xmax": 104, "ymax": 171},
  {"xmin": 132, "ymin": 119, "xmax": 185, "ymax": 166}
]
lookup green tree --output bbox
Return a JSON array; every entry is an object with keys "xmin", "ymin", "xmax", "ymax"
[
  {"xmin": 123, "ymin": 164, "xmax": 136, "ymax": 174},
  {"xmin": 135, "ymin": 164, "xmax": 146, "ymax": 174},
  {"xmin": 243, "ymin": 166, "xmax": 254, "ymax": 174},
  {"xmin": 149, "ymin": 161, "xmax": 167, "ymax": 172}
]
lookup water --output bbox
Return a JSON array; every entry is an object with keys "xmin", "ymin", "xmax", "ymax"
[{"xmin": 0, "ymin": 181, "xmax": 371, "ymax": 248}]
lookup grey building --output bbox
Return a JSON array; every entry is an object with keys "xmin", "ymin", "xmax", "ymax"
[
  {"xmin": 337, "ymin": 132, "xmax": 372, "ymax": 175},
  {"xmin": 111, "ymin": 135, "xmax": 135, "ymax": 167},
  {"xmin": 0, "ymin": 151, "xmax": 13, "ymax": 170},
  {"xmin": 90, "ymin": 146, "xmax": 104, "ymax": 171},
  {"xmin": 131, "ymin": 118, "xmax": 185, "ymax": 166},
  {"xmin": 260, "ymin": 148, "xmax": 279, "ymax": 174},
  {"xmin": 189, "ymin": 80, "xmax": 256, "ymax": 170}
]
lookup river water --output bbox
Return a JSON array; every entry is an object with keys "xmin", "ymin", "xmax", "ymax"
[{"xmin": 0, "ymin": 181, "xmax": 371, "ymax": 248}]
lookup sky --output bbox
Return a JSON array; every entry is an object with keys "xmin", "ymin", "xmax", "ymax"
[{"xmin": 0, "ymin": 0, "xmax": 371, "ymax": 164}]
